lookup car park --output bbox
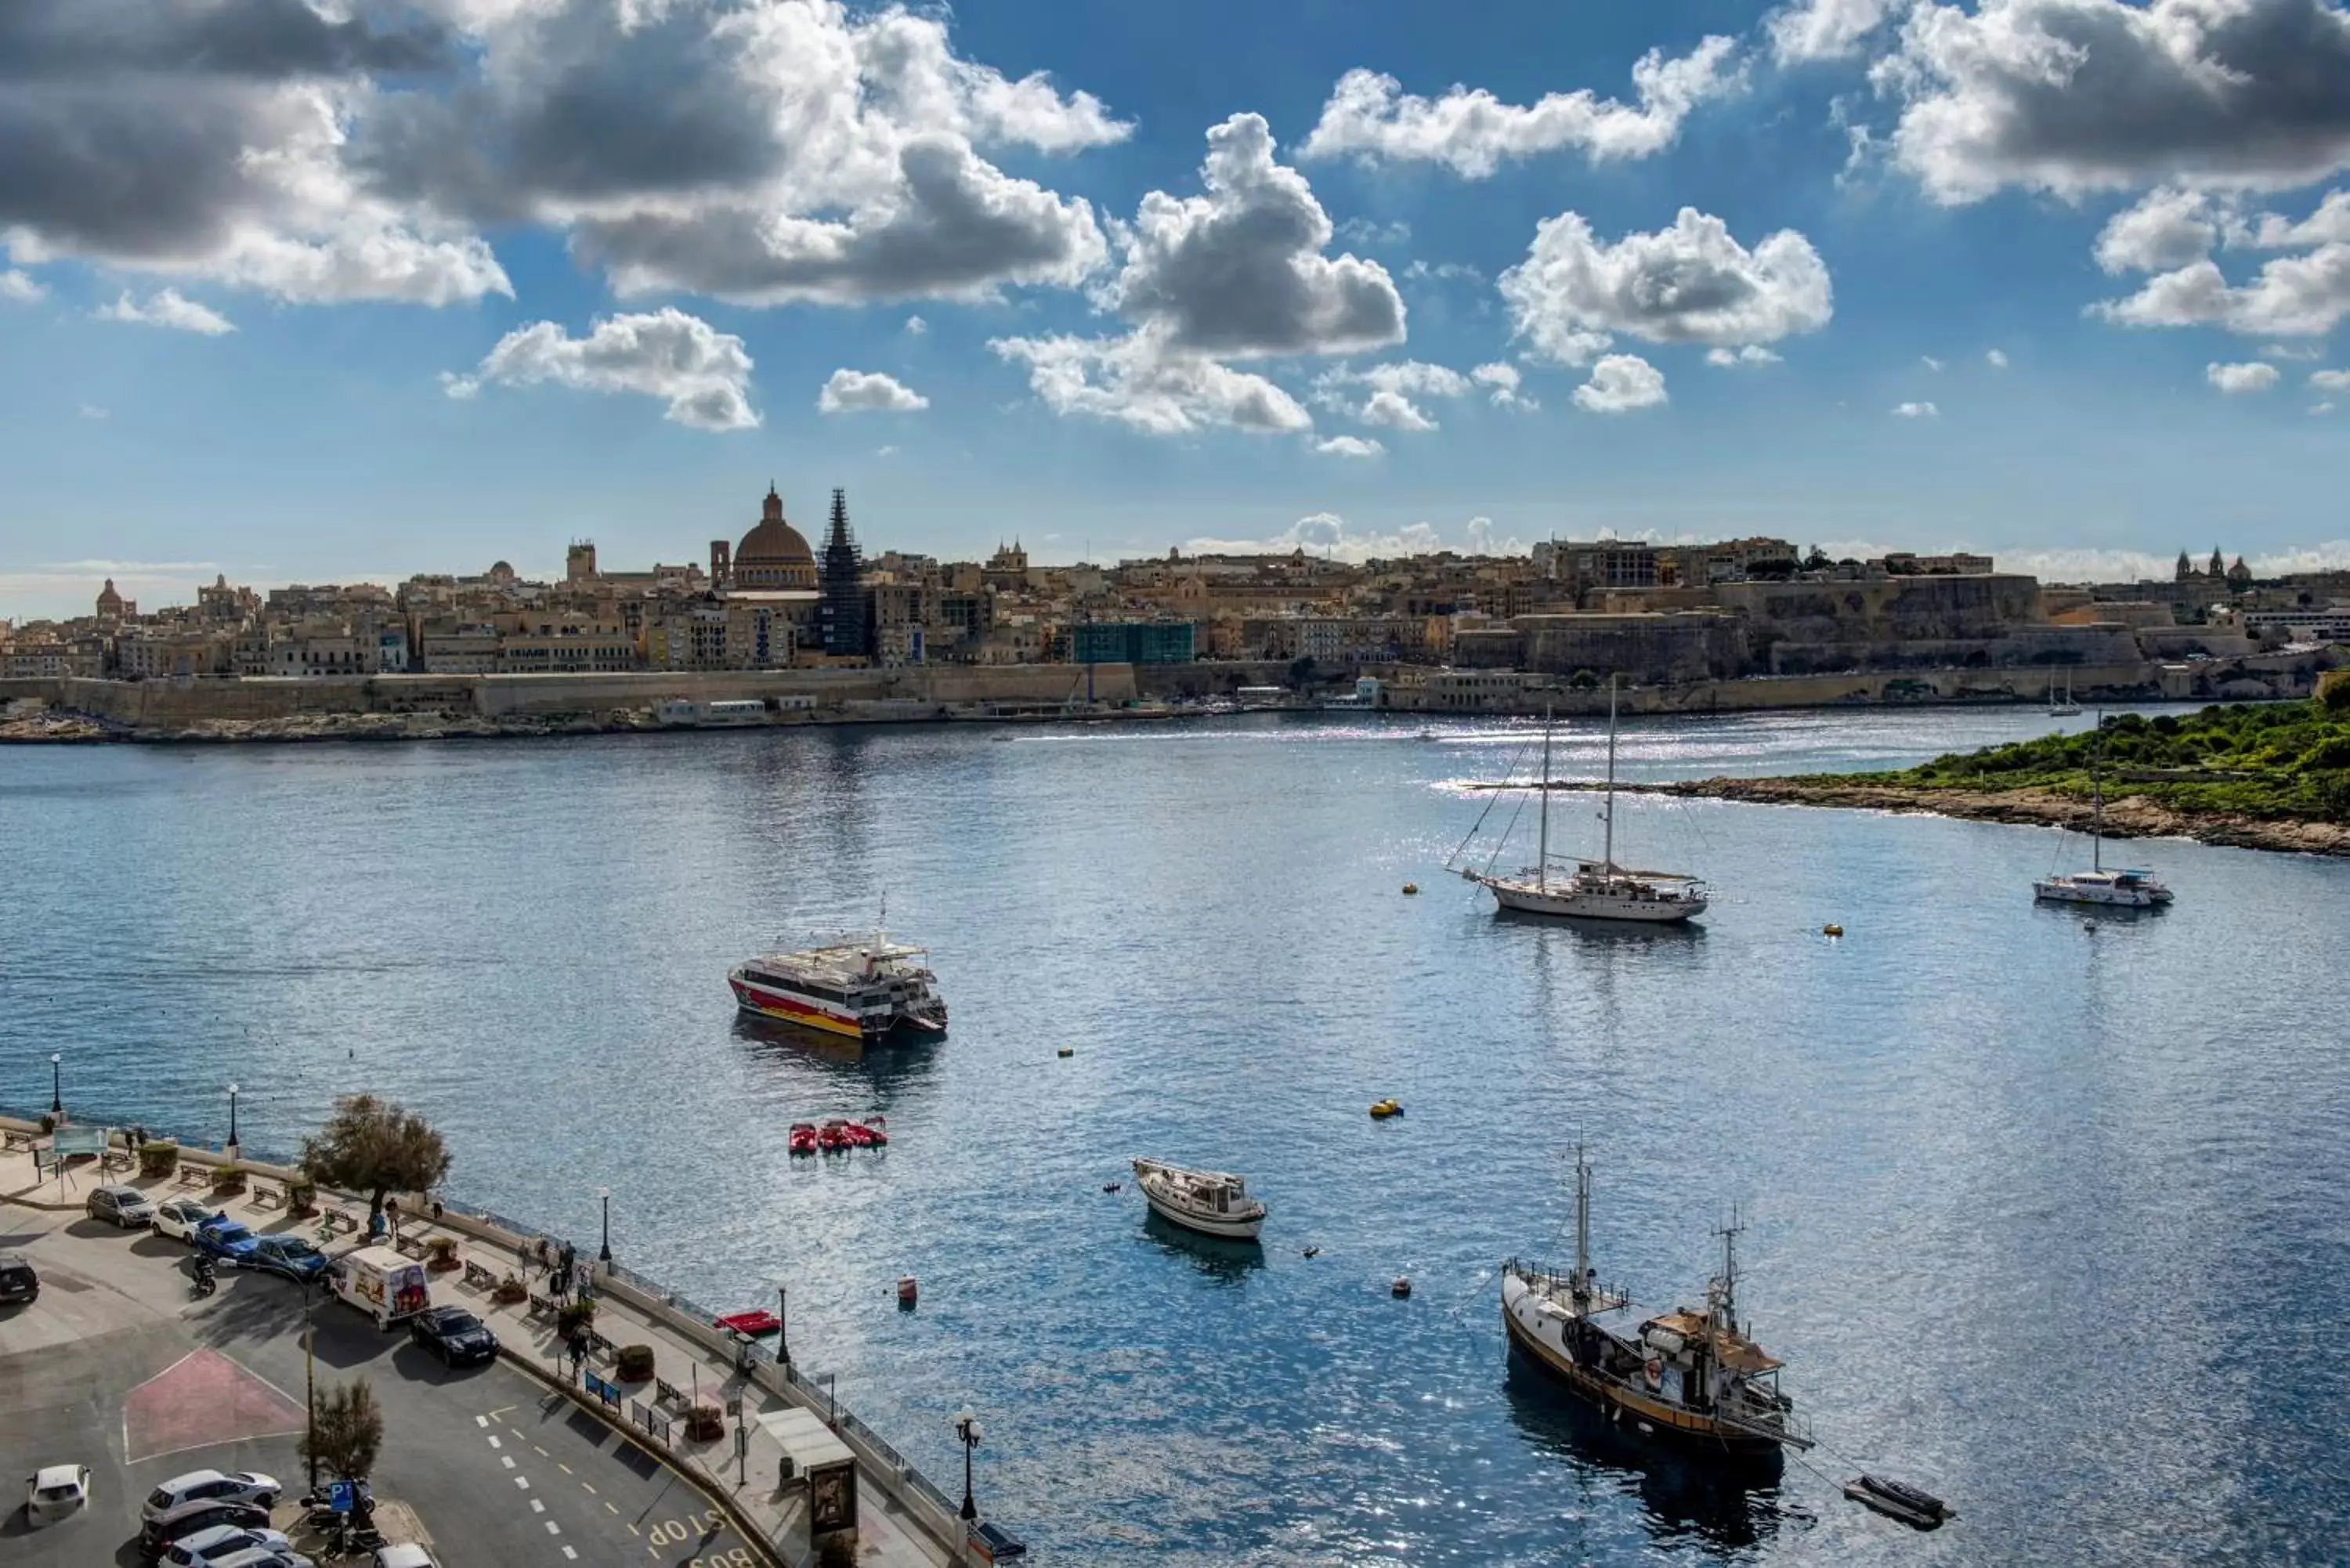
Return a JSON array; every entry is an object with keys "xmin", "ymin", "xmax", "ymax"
[
  {"xmin": 86, "ymin": 1184, "xmax": 156, "ymax": 1228},
  {"xmin": 0, "ymin": 1249, "xmax": 37, "ymax": 1304},
  {"xmin": 140, "ymin": 1499, "xmax": 271, "ymax": 1561},
  {"xmin": 245, "ymin": 1235, "xmax": 330, "ymax": 1284},
  {"xmin": 407, "ymin": 1305, "xmax": 499, "ymax": 1365},
  {"xmin": 153, "ymin": 1197, "xmax": 220, "ymax": 1242},
  {"xmin": 194, "ymin": 1220, "xmax": 260, "ymax": 1266},
  {"xmin": 161, "ymin": 1525, "xmax": 298, "ymax": 1567},
  {"xmin": 143, "ymin": 1469, "xmax": 282, "ymax": 1522},
  {"xmin": 24, "ymin": 1463, "xmax": 91, "ymax": 1526}
]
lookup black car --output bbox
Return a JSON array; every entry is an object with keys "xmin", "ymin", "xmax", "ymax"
[
  {"xmin": 0, "ymin": 1249, "xmax": 36, "ymax": 1305},
  {"xmin": 407, "ymin": 1305, "xmax": 499, "ymax": 1365},
  {"xmin": 141, "ymin": 1499, "xmax": 270, "ymax": 1560}
]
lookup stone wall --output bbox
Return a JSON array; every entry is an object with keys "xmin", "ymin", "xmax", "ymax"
[
  {"xmin": 1714, "ymin": 573, "xmax": 2045, "ymax": 664},
  {"xmin": 1513, "ymin": 612, "xmax": 1748, "ymax": 682}
]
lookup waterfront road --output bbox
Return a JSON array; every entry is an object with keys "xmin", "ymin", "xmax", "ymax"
[{"xmin": 0, "ymin": 1203, "xmax": 751, "ymax": 1568}]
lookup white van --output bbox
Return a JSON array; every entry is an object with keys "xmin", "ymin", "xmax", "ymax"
[{"xmin": 329, "ymin": 1247, "xmax": 431, "ymax": 1330}]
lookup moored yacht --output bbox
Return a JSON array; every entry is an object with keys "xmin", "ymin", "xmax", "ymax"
[
  {"xmin": 729, "ymin": 934, "xmax": 948, "ymax": 1040},
  {"xmin": 1131, "ymin": 1158, "xmax": 1266, "ymax": 1241},
  {"xmin": 1501, "ymin": 1150, "xmax": 1812, "ymax": 1458},
  {"xmin": 2033, "ymin": 712, "xmax": 2174, "ymax": 908}
]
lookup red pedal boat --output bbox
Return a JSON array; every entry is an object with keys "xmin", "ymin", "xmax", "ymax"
[
  {"xmin": 788, "ymin": 1122, "xmax": 818, "ymax": 1156},
  {"xmin": 842, "ymin": 1116, "xmax": 888, "ymax": 1148},
  {"xmin": 818, "ymin": 1119, "xmax": 852, "ymax": 1151},
  {"xmin": 861, "ymin": 1115, "xmax": 888, "ymax": 1147},
  {"xmin": 715, "ymin": 1309, "xmax": 782, "ymax": 1337}
]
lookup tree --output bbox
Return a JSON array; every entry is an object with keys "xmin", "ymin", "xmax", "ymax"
[
  {"xmin": 302, "ymin": 1377, "xmax": 384, "ymax": 1481},
  {"xmin": 301, "ymin": 1094, "xmax": 451, "ymax": 1229},
  {"xmin": 1286, "ymin": 655, "xmax": 1319, "ymax": 688}
]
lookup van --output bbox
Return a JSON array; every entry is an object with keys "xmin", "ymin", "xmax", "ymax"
[{"xmin": 327, "ymin": 1246, "xmax": 430, "ymax": 1331}]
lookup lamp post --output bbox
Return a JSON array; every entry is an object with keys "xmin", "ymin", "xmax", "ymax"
[
  {"xmin": 776, "ymin": 1281, "xmax": 790, "ymax": 1367},
  {"xmin": 953, "ymin": 1409, "xmax": 982, "ymax": 1522},
  {"xmin": 226, "ymin": 1082, "xmax": 240, "ymax": 1160},
  {"xmin": 49, "ymin": 1052, "xmax": 62, "ymax": 1117},
  {"xmin": 597, "ymin": 1187, "xmax": 612, "ymax": 1265}
]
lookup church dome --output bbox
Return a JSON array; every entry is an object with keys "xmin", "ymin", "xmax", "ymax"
[{"xmin": 735, "ymin": 483, "xmax": 815, "ymax": 589}]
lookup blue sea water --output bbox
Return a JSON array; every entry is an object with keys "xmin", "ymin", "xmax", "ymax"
[{"xmin": 5, "ymin": 707, "xmax": 2348, "ymax": 1565}]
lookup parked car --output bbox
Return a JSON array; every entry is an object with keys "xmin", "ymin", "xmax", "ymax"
[
  {"xmin": 143, "ymin": 1470, "xmax": 281, "ymax": 1522},
  {"xmin": 140, "ymin": 1499, "xmax": 271, "ymax": 1560},
  {"xmin": 194, "ymin": 1220, "xmax": 260, "ymax": 1266},
  {"xmin": 162, "ymin": 1524, "xmax": 297, "ymax": 1567},
  {"xmin": 0, "ymin": 1249, "xmax": 36, "ymax": 1305},
  {"xmin": 371, "ymin": 1545, "xmax": 439, "ymax": 1568},
  {"xmin": 245, "ymin": 1236, "xmax": 330, "ymax": 1284},
  {"xmin": 153, "ymin": 1198, "xmax": 221, "ymax": 1243},
  {"xmin": 86, "ymin": 1184, "xmax": 157, "ymax": 1228},
  {"xmin": 407, "ymin": 1306, "xmax": 499, "ymax": 1366},
  {"xmin": 212, "ymin": 1547, "xmax": 316, "ymax": 1568},
  {"xmin": 24, "ymin": 1463, "xmax": 90, "ymax": 1526}
]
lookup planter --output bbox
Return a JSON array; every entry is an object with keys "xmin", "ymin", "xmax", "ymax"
[
  {"xmin": 209, "ymin": 1165, "xmax": 247, "ymax": 1197},
  {"xmin": 493, "ymin": 1277, "xmax": 527, "ymax": 1306},
  {"xmin": 425, "ymin": 1237, "xmax": 461, "ymax": 1273},
  {"xmin": 684, "ymin": 1403, "xmax": 725, "ymax": 1443},
  {"xmin": 287, "ymin": 1181, "xmax": 318, "ymax": 1218},
  {"xmin": 615, "ymin": 1344, "xmax": 656, "ymax": 1382},
  {"xmin": 138, "ymin": 1143, "xmax": 180, "ymax": 1179}
]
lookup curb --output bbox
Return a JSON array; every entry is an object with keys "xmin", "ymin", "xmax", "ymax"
[{"xmin": 498, "ymin": 1346, "xmax": 793, "ymax": 1568}]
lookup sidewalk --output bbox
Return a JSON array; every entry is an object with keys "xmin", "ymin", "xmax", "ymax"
[{"xmin": 0, "ymin": 1134, "xmax": 963, "ymax": 1568}]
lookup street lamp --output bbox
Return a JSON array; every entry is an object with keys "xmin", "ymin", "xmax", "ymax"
[
  {"xmin": 776, "ymin": 1281, "xmax": 790, "ymax": 1367},
  {"xmin": 597, "ymin": 1187, "xmax": 612, "ymax": 1265},
  {"xmin": 953, "ymin": 1409, "xmax": 983, "ymax": 1522},
  {"xmin": 226, "ymin": 1082, "xmax": 240, "ymax": 1158},
  {"xmin": 49, "ymin": 1052, "xmax": 62, "ymax": 1117}
]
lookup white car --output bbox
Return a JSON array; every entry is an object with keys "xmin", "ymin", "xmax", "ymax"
[
  {"xmin": 373, "ymin": 1545, "xmax": 439, "ymax": 1568},
  {"xmin": 25, "ymin": 1464, "xmax": 90, "ymax": 1526},
  {"xmin": 164, "ymin": 1524, "xmax": 298, "ymax": 1566},
  {"xmin": 215, "ymin": 1548, "xmax": 316, "ymax": 1568},
  {"xmin": 152, "ymin": 1197, "xmax": 222, "ymax": 1243},
  {"xmin": 143, "ymin": 1469, "xmax": 281, "ymax": 1522}
]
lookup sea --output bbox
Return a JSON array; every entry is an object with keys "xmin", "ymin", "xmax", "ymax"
[{"xmin": 5, "ymin": 706, "xmax": 2346, "ymax": 1566}]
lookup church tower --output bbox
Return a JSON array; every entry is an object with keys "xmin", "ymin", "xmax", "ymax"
[
  {"xmin": 818, "ymin": 488, "xmax": 873, "ymax": 659},
  {"xmin": 2209, "ymin": 546, "xmax": 2225, "ymax": 580},
  {"xmin": 2175, "ymin": 550, "xmax": 2192, "ymax": 583}
]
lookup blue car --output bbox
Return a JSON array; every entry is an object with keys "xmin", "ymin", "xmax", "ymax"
[
  {"xmin": 244, "ymin": 1235, "xmax": 330, "ymax": 1284},
  {"xmin": 195, "ymin": 1219, "xmax": 258, "ymax": 1265}
]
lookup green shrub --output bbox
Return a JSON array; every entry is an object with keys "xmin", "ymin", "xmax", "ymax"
[
  {"xmin": 287, "ymin": 1179, "xmax": 318, "ymax": 1216},
  {"xmin": 209, "ymin": 1163, "xmax": 247, "ymax": 1195},
  {"xmin": 139, "ymin": 1142, "xmax": 179, "ymax": 1179},
  {"xmin": 615, "ymin": 1343, "xmax": 656, "ymax": 1382},
  {"xmin": 556, "ymin": 1299, "xmax": 596, "ymax": 1337}
]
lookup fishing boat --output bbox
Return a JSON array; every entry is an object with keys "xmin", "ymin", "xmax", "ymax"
[
  {"xmin": 2033, "ymin": 713, "xmax": 2174, "ymax": 908},
  {"xmin": 1131, "ymin": 1158, "xmax": 1266, "ymax": 1241},
  {"xmin": 1458, "ymin": 678, "xmax": 1708, "ymax": 923},
  {"xmin": 1501, "ymin": 1149, "xmax": 1812, "ymax": 1458},
  {"xmin": 729, "ymin": 930, "xmax": 948, "ymax": 1040}
]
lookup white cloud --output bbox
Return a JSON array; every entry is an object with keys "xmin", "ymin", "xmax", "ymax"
[
  {"xmin": 1986, "ymin": 348, "xmax": 2009, "ymax": 367},
  {"xmin": 93, "ymin": 288, "xmax": 236, "ymax": 334},
  {"xmin": 989, "ymin": 330, "xmax": 1311, "ymax": 436},
  {"xmin": 1769, "ymin": 0, "xmax": 1907, "ymax": 65},
  {"xmin": 2264, "ymin": 341, "xmax": 2324, "ymax": 359},
  {"xmin": 1878, "ymin": 0, "xmax": 2350, "ymax": 204},
  {"xmin": 1335, "ymin": 217, "xmax": 1412, "ymax": 246},
  {"xmin": 77, "ymin": 403, "xmax": 107, "ymax": 420},
  {"xmin": 1920, "ymin": 354, "xmax": 1945, "ymax": 371},
  {"xmin": 1313, "ymin": 435, "xmax": 1386, "ymax": 457},
  {"xmin": 904, "ymin": 315, "xmax": 928, "ymax": 335},
  {"xmin": 1, "ymin": 269, "xmax": 45, "ymax": 302},
  {"xmin": 1999, "ymin": 541, "xmax": 2350, "ymax": 580},
  {"xmin": 1472, "ymin": 360, "xmax": 1535, "ymax": 407},
  {"xmin": 2243, "ymin": 189, "xmax": 2350, "ymax": 248},
  {"xmin": 1181, "ymin": 511, "xmax": 1521, "ymax": 562},
  {"xmin": 2094, "ymin": 186, "xmax": 2223, "ymax": 274},
  {"xmin": 2095, "ymin": 247, "xmax": 2350, "ymax": 338},
  {"xmin": 1359, "ymin": 388, "xmax": 1440, "ymax": 431},
  {"xmin": 2312, "ymin": 400, "xmax": 2336, "ymax": 414},
  {"xmin": 1312, "ymin": 359, "xmax": 1473, "ymax": 428},
  {"xmin": 2312, "ymin": 368, "xmax": 2350, "ymax": 390},
  {"xmin": 2206, "ymin": 360, "xmax": 2280, "ymax": 393},
  {"xmin": 1403, "ymin": 259, "xmax": 1484, "ymax": 285},
  {"xmin": 818, "ymin": 368, "xmax": 928, "ymax": 413},
  {"xmin": 1573, "ymin": 354, "xmax": 1668, "ymax": 413},
  {"xmin": 1499, "ymin": 207, "xmax": 1832, "ymax": 366},
  {"xmin": 1893, "ymin": 399, "xmax": 1940, "ymax": 417},
  {"xmin": 443, "ymin": 308, "xmax": 759, "ymax": 431},
  {"xmin": 1706, "ymin": 345, "xmax": 1783, "ymax": 367},
  {"xmin": 1300, "ymin": 37, "xmax": 1741, "ymax": 178}
]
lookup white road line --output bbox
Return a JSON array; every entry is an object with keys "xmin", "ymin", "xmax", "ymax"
[
  {"xmin": 625, "ymin": 1519, "xmax": 637, "ymax": 1533},
  {"xmin": 562, "ymin": 1549, "xmax": 577, "ymax": 1561},
  {"xmin": 544, "ymin": 1520, "xmax": 562, "ymax": 1536},
  {"xmin": 534, "ymin": 1445, "xmax": 550, "ymax": 1457},
  {"xmin": 487, "ymin": 1435, "xmax": 502, "ymax": 1450},
  {"xmin": 606, "ymin": 1503, "xmax": 619, "ymax": 1516},
  {"xmin": 530, "ymin": 1500, "xmax": 545, "ymax": 1515},
  {"xmin": 560, "ymin": 1465, "xmax": 575, "ymax": 1477},
  {"xmin": 475, "ymin": 1414, "xmax": 490, "ymax": 1429},
  {"xmin": 515, "ymin": 1476, "xmax": 530, "ymax": 1490},
  {"xmin": 502, "ymin": 1455, "xmax": 517, "ymax": 1469},
  {"xmin": 579, "ymin": 1482, "xmax": 593, "ymax": 1494}
]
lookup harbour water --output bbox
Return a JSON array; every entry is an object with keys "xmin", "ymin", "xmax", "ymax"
[{"xmin": 5, "ymin": 707, "xmax": 2347, "ymax": 1565}]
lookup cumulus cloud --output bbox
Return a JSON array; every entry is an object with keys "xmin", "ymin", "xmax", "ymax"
[
  {"xmin": 2094, "ymin": 186, "xmax": 2224, "ymax": 274},
  {"xmin": 2092, "ymin": 247, "xmax": 2350, "ymax": 337},
  {"xmin": 1893, "ymin": 399, "xmax": 1940, "ymax": 416},
  {"xmin": 1499, "ymin": 207, "xmax": 1832, "ymax": 366},
  {"xmin": 1878, "ymin": 0, "xmax": 2350, "ymax": 204},
  {"xmin": 1300, "ymin": 37, "xmax": 1741, "ymax": 177},
  {"xmin": 1313, "ymin": 435, "xmax": 1386, "ymax": 457},
  {"xmin": 443, "ymin": 308, "xmax": 759, "ymax": 431},
  {"xmin": 1183, "ymin": 511, "xmax": 1522, "ymax": 562},
  {"xmin": 1108, "ymin": 113, "xmax": 1403, "ymax": 359},
  {"xmin": 818, "ymin": 369, "xmax": 928, "ymax": 413},
  {"xmin": 1472, "ymin": 361, "xmax": 1535, "ymax": 407},
  {"xmin": 904, "ymin": 315, "xmax": 927, "ymax": 335},
  {"xmin": 2206, "ymin": 359, "xmax": 2281, "ymax": 392},
  {"xmin": 1, "ymin": 269, "xmax": 45, "ymax": 302},
  {"xmin": 1359, "ymin": 388, "xmax": 1440, "ymax": 431},
  {"xmin": 1335, "ymin": 217, "xmax": 1412, "ymax": 246},
  {"xmin": 93, "ymin": 288, "xmax": 236, "ymax": 334},
  {"xmin": 2243, "ymin": 188, "xmax": 2350, "ymax": 247},
  {"xmin": 1987, "ymin": 348, "xmax": 2009, "ymax": 367},
  {"xmin": 78, "ymin": 403, "xmax": 107, "ymax": 420},
  {"xmin": 989, "ymin": 331, "xmax": 1311, "ymax": 437},
  {"xmin": 1573, "ymin": 355, "xmax": 1668, "ymax": 413},
  {"xmin": 1707, "ymin": 345, "xmax": 1784, "ymax": 367},
  {"xmin": 1770, "ymin": 0, "xmax": 1907, "ymax": 64},
  {"xmin": 1312, "ymin": 359, "xmax": 1473, "ymax": 428},
  {"xmin": 1921, "ymin": 354, "xmax": 1946, "ymax": 371},
  {"xmin": 2000, "ymin": 541, "xmax": 2350, "ymax": 580},
  {"xmin": 2312, "ymin": 368, "xmax": 2350, "ymax": 389},
  {"xmin": 2312, "ymin": 399, "xmax": 2336, "ymax": 413}
]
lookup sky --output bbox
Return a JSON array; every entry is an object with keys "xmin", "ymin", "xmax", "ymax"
[{"xmin": 5, "ymin": 0, "xmax": 2350, "ymax": 620}]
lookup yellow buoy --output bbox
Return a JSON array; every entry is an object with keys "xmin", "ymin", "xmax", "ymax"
[
  {"xmin": 1057, "ymin": 1045, "xmax": 1074, "ymax": 1057},
  {"xmin": 1822, "ymin": 923, "xmax": 1844, "ymax": 938},
  {"xmin": 1401, "ymin": 883, "xmax": 1419, "ymax": 895},
  {"xmin": 1369, "ymin": 1099, "xmax": 1402, "ymax": 1119}
]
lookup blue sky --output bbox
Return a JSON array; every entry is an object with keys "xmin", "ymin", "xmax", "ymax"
[{"xmin": 5, "ymin": 0, "xmax": 2350, "ymax": 619}]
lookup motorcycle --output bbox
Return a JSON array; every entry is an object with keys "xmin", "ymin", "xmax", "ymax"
[{"xmin": 190, "ymin": 1259, "xmax": 217, "ymax": 1299}]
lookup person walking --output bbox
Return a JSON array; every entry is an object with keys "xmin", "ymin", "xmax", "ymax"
[{"xmin": 557, "ymin": 1241, "xmax": 577, "ymax": 1301}]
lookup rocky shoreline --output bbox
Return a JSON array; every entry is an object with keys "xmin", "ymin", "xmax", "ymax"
[{"xmin": 1607, "ymin": 775, "xmax": 2350, "ymax": 858}]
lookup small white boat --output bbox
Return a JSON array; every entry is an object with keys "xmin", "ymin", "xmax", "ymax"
[
  {"xmin": 2034, "ymin": 712, "xmax": 2173, "ymax": 908},
  {"xmin": 2048, "ymin": 670, "xmax": 2081, "ymax": 717},
  {"xmin": 1132, "ymin": 1158, "xmax": 1265, "ymax": 1241}
]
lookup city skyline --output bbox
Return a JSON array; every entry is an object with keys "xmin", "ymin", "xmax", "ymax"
[{"xmin": 8, "ymin": 1, "xmax": 2350, "ymax": 619}]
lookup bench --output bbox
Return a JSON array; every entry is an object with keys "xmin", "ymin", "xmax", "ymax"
[
  {"xmin": 654, "ymin": 1378, "xmax": 686, "ymax": 1409},
  {"xmin": 324, "ymin": 1209, "xmax": 360, "ymax": 1235},
  {"xmin": 462, "ymin": 1260, "xmax": 499, "ymax": 1292},
  {"xmin": 1, "ymin": 1129, "xmax": 31, "ymax": 1152},
  {"xmin": 176, "ymin": 1167, "xmax": 209, "ymax": 1188},
  {"xmin": 101, "ymin": 1150, "xmax": 134, "ymax": 1172},
  {"xmin": 584, "ymin": 1330, "xmax": 615, "ymax": 1363},
  {"xmin": 392, "ymin": 1234, "xmax": 426, "ymax": 1260},
  {"xmin": 527, "ymin": 1294, "xmax": 556, "ymax": 1320},
  {"xmin": 250, "ymin": 1183, "xmax": 284, "ymax": 1209}
]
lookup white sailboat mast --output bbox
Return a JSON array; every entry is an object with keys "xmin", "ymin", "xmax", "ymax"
[
  {"xmin": 1537, "ymin": 703, "xmax": 1553, "ymax": 891},
  {"xmin": 2092, "ymin": 712, "xmax": 2103, "ymax": 874},
  {"xmin": 1602, "ymin": 676, "xmax": 1618, "ymax": 874}
]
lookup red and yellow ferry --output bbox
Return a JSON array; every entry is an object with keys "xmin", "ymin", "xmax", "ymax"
[{"xmin": 729, "ymin": 935, "xmax": 947, "ymax": 1042}]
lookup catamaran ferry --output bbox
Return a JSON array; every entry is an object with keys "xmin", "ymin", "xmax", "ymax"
[{"xmin": 728, "ymin": 936, "xmax": 947, "ymax": 1041}]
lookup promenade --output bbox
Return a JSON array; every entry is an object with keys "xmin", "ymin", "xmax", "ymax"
[{"xmin": 0, "ymin": 1122, "xmax": 971, "ymax": 1568}]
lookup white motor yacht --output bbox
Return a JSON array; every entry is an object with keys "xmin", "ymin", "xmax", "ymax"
[{"xmin": 1132, "ymin": 1158, "xmax": 1266, "ymax": 1241}]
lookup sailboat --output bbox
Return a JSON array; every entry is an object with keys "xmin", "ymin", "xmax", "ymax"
[
  {"xmin": 1459, "ymin": 677, "xmax": 1708, "ymax": 923},
  {"xmin": 2032, "ymin": 712, "xmax": 2173, "ymax": 907},
  {"xmin": 2048, "ymin": 669, "xmax": 2081, "ymax": 717}
]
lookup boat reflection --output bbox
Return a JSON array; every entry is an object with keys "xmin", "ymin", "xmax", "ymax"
[
  {"xmin": 728, "ymin": 1013, "xmax": 945, "ymax": 1100},
  {"xmin": 1502, "ymin": 1353, "xmax": 1791, "ymax": 1554},
  {"xmin": 1496, "ymin": 908, "xmax": 1708, "ymax": 942},
  {"xmin": 1141, "ymin": 1209, "xmax": 1264, "ymax": 1283}
]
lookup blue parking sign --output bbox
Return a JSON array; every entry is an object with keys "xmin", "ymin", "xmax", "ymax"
[{"xmin": 328, "ymin": 1480, "xmax": 357, "ymax": 1514}]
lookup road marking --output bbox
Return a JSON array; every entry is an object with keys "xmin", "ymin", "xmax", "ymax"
[
  {"xmin": 562, "ymin": 1549, "xmax": 577, "ymax": 1562},
  {"xmin": 487, "ymin": 1435, "xmax": 502, "ymax": 1450},
  {"xmin": 606, "ymin": 1503, "xmax": 618, "ymax": 1516},
  {"xmin": 487, "ymin": 1404, "xmax": 516, "ymax": 1421},
  {"xmin": 531, "ymin": 1499, "xmax": 545, "ymax": 1514},
  {"xmin": 579, "ymin": 1481, "xmax": 593, "ymax": 1494},
  {"xmin": 545, "ymin": 1520, "xmax": 562, "ymax": 1536},
  {"xmin": 515, "ymin": 1476, "xmax": 531, "ymax": 1490},
  {"xmin": 561, "ymin": 1465, "xmax": 576, "ymax": 1477},
  {"xmin": 534, "ymin": 1445, "xmax": 550, "ymax": 1458},
  {"xmin": 627, "ymin": 1519, "xmax": 638, "ymax": 1534},
  {"xmin": 503, "ymin": 1455, "xmax": 517, "ymax": 1469},
  {"xmin": 475, "ymin": 1414, "xmax": 490, "ymax": 1429}
]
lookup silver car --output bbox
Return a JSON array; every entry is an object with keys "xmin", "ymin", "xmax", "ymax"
[
  {"xmin": 143, "ymin": 1469, "xmax": 281, "ymax": 1522},
  {"xmin": 163, "ymin": 1525, "xmax": 298, "ymax": 1567},
  {"xmin": 87, "ymin": 1184, "xmax": 155, "ymax": 1228}
]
